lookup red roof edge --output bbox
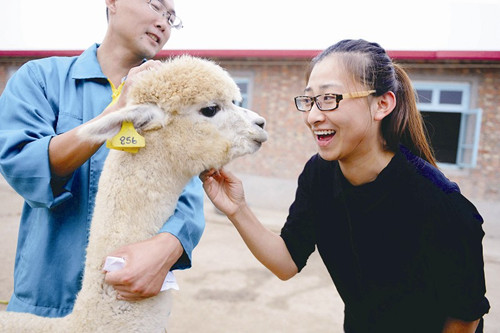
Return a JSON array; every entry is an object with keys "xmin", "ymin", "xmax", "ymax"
[
  {"xmin": 0, "ymin": 50, "xmax": 83, "ymax": 58},
  {"xmin": 156, "ymin": 49, "xmax": 320, "ymax": 59},
  {"xmin": 387, "ymin": 50, "xmax": 500, "ymax": 61},
  {"xmin": 1, "ymin": 49, "xmax": 500, "ymax": 61}
]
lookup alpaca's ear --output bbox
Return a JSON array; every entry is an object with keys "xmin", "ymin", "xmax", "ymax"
[
  {"xmin": 78, "ymin": 104, "xmax": 168, "ymax": 143},
  {"xmin": 121, "ymin": 104, "xmax": 168, "ymax": 132}
]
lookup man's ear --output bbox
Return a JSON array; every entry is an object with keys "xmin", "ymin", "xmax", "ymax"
[
  {"xmin": 77, "ymin": 104, "xmax": 168, "ymax": 144},
  {"xmin": 373, "ymin": 91, "xmax": 396, "ymax": 121},
  {"xmin": 105, "ymin": 0, "xmax": 117, "ymax": 16}
]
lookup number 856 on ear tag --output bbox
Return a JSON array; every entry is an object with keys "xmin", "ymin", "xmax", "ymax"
[{"xmin": 106, "ymin": 121, "xmax": 146, "ymax": 153}]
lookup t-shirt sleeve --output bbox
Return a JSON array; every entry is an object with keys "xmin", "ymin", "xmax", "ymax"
[
  {"xmin": 429, "ymin": 192, "xmax": 490, "ymax": 321},
  {"xmin": 280, "ymin": 156, "xmax": 318, "ymax": 272}
]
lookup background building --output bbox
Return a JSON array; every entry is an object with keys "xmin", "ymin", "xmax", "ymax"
[{"xmin": 1, "ymin": 49, "xmax": 499, "ymax": 202}]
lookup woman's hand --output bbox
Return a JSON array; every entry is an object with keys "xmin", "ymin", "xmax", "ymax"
[{"xmin": 200, "ymin": 168, "xmax": 245, "ymax": 217}]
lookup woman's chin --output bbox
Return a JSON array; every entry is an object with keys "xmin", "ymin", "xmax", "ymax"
[{"xmin": 317, "ymin": 149, "xmax": 339, "ymax": 161}]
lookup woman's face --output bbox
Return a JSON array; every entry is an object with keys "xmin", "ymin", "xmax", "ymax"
[{"xmin": 302, "ymin": 55, "xmax": 381, "ymax": 162}]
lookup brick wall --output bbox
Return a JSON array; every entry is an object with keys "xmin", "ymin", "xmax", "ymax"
[
  {"xmin": 219, "ymin": 60, "xmax": 317, "ymax": 181},
  {"xmin": 0, "ymin": 59, "xmax": 26, "ymax": 94}
]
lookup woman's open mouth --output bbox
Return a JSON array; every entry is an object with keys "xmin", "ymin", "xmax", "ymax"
[
  {"xmin": 315, "ymin": 129, "xmax": 336, "ymax": 141},
  {"xmin": 313, "ymin": 129, "xmax": 336, "ymax": 147}
]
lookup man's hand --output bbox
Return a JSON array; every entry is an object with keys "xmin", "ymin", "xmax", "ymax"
[
  {"xmin": 101, "ymin": 60, "xmax": 164, "ymax": 117},
  {"xmin": 104, "ymin": 233, "xmax": 183, "ymax": 301}
]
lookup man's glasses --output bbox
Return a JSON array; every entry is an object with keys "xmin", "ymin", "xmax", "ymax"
[
  {"xmin": 294, "ymin": 90, "xmax": 376, "ymax": 112},
  {"xmin": 148, "ymin": 0, "xmax": 183, "ymax": 29}
]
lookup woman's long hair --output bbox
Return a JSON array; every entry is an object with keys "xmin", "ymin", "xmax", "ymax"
[{"xmin": 307, "ymin": 39, "xmax": 437, "ymax": 167}]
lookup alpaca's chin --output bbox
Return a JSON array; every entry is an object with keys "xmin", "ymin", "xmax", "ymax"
[{"xmin": 229, "ymin": 143, "xmax": 264, "ymax": 161}]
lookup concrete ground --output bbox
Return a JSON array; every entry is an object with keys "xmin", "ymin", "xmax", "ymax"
[{"xmin": 0, "ymin": 174, "xmax": 499, "ymax": 332}]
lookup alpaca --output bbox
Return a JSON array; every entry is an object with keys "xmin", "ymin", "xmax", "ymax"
[{"xmin": 0, "ymin": 56, "xmax": 268, "ymax": 332}]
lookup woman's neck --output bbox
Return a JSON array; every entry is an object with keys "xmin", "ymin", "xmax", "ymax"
[{"xmin": 339, "ymin": 148, "xmax": 395, "ymax": 186}]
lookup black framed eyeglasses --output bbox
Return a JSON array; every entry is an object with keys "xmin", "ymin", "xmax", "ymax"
[
  {"xmin": 294, "ymin": 90, "xmax": 376, "ymax": 112},
  {"xmin": 148, "ymin": 0, "xmax": 183, "ymax": 29}
]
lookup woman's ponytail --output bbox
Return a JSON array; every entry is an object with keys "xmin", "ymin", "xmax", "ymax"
[{"xmin": 386, "ymin": 64, "xmax": 437, "ymax": 167}]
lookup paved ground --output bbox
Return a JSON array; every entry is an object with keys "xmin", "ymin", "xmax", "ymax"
[{"xmin": 0, "ymin": 174, "xmax": 499, "ymax": 332}]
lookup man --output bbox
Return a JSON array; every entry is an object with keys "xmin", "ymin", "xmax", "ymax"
[{"xmin": 0, "ymin": 0, "xmax": 204, "ymax": 321}]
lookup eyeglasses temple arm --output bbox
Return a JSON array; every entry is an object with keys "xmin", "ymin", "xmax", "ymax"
[{"xmin": 343, "ymin": 90, "xmax": 377, "ymax": 99}]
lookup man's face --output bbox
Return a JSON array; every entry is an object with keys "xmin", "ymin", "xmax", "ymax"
[{"xmin": 110, "ymin": 0, "xmax": 175, "ymax": 59}]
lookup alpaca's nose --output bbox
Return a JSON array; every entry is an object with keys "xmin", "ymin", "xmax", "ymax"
[{"xmin": 255, "ymin": 117, "xmax": 265, "ymax": 129}]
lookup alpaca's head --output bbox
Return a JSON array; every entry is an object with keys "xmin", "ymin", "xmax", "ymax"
[{"xmin": 78, "ymin": 56, "xmax": 268, "ymax": 173}]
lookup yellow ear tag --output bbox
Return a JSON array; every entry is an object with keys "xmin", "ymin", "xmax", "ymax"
[{"xmin": 106, "ymin": 121, "xmax": 146, "ymax": 153}]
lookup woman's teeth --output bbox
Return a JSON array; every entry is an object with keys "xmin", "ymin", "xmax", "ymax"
[
  {"xmin": 314, "ymin": 129, "xmax": 336, "ymax": 141},
  {"xmin": 314, "ymin": 130, "xmax": 336, "ymax": 136}
]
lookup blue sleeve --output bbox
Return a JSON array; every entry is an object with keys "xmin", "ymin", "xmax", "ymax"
[
  {"xmin": 0, "ymin": 62, "xmax": 75, "ymax": 208},
  {"xmin": 158, "ymin": 177, "xmax": 205, "ymax": 270}
]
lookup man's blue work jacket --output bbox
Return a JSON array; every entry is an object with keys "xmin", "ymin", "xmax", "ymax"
[{"xmin": 0, "ymin": 44, "xmax": 205, "ymax": 317}]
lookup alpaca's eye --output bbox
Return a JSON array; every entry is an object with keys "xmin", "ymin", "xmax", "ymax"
[{"xmin": 200, "ymin": 105, "xmax": 220, "ymax": 117}]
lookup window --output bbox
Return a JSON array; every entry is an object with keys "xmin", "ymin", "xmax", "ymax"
[
  {"xmin": 414, "ymin": 82, "xmax": 481, "ymax": 168},
  {"xmin": 233, "ymin": 77, "xmax": 251, "ymax": 108},
  {"xmin": 7, "ymin": 65, "xmax": 19, "ymax": 80}
]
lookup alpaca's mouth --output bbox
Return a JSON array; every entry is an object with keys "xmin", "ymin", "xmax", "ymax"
[
  {"xmin": 254, "ymin": 131, "xmax": 268, "ymax": 145},
  {"xmin": 253, "ymin": 140, "xmax": 263, "ymax": 147}
]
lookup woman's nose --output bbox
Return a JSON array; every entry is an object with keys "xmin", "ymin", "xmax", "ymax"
[{"xmin": 306, "ymin": 103, "xmax": 325, "ymax": 125}]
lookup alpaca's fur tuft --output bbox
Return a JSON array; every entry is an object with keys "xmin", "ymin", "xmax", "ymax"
[{"xmin": 0, "ymin": 56, "xmax": 267, "ymax": 332}]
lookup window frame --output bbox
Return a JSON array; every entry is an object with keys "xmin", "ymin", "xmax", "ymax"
[
  {"xmin": 231, "ymin": 74, "xmax": 253, "ymax": 109},
  {"xmin": 414, "ymin": 81, "xmax": 482, "ymax": 168}
]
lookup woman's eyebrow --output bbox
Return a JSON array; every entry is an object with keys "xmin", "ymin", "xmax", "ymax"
[{"xmin": 304, "ymin": 83, "xmax": 342, "ymax": 94}]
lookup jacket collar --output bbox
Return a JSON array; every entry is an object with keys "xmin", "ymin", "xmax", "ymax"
[{"xmin": 72, "ymin": 43, "xmax": 107, "ymax": 80}]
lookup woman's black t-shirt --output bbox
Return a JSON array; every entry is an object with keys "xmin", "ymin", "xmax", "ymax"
[{"xmin": 280, "ymin": 146, "xmax": 490, "ymax": 332}]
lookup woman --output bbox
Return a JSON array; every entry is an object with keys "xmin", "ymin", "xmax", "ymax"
[{"xmin": 201, "ymin": 39, "xmax": 489, "ymax": 332}]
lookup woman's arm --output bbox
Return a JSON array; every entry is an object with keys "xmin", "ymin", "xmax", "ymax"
[
  {"xmin": 442, "ymin": 317, "xmax": 479, "ymax": 333},
  {"xmin": 201, "ymin": 168, "xmax": 298, "ymax": 280}
]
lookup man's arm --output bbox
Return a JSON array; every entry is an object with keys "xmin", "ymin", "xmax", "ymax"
[
  {"xmin": 48, "ymin": 61, "xmax": 159, "ymax": 178},
  {"xmin": 104, "ymin": 177, "xmax": 205, "ymax": 300},
  {"xmin": 48, "ymin": 102, "xmax": 122, "ymax": 178},
  {"xmin": 0, "ymin": 62, "xmax": 74, "ymax": 208}
]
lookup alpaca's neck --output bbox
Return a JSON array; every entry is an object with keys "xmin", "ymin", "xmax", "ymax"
[
  {"xmin": 84, "ymin": 145, "xmax": 194, "ymax": 270},
  {"xmin": 68, "ymin": 136, "xmax": 197, "ymax": 329}
]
